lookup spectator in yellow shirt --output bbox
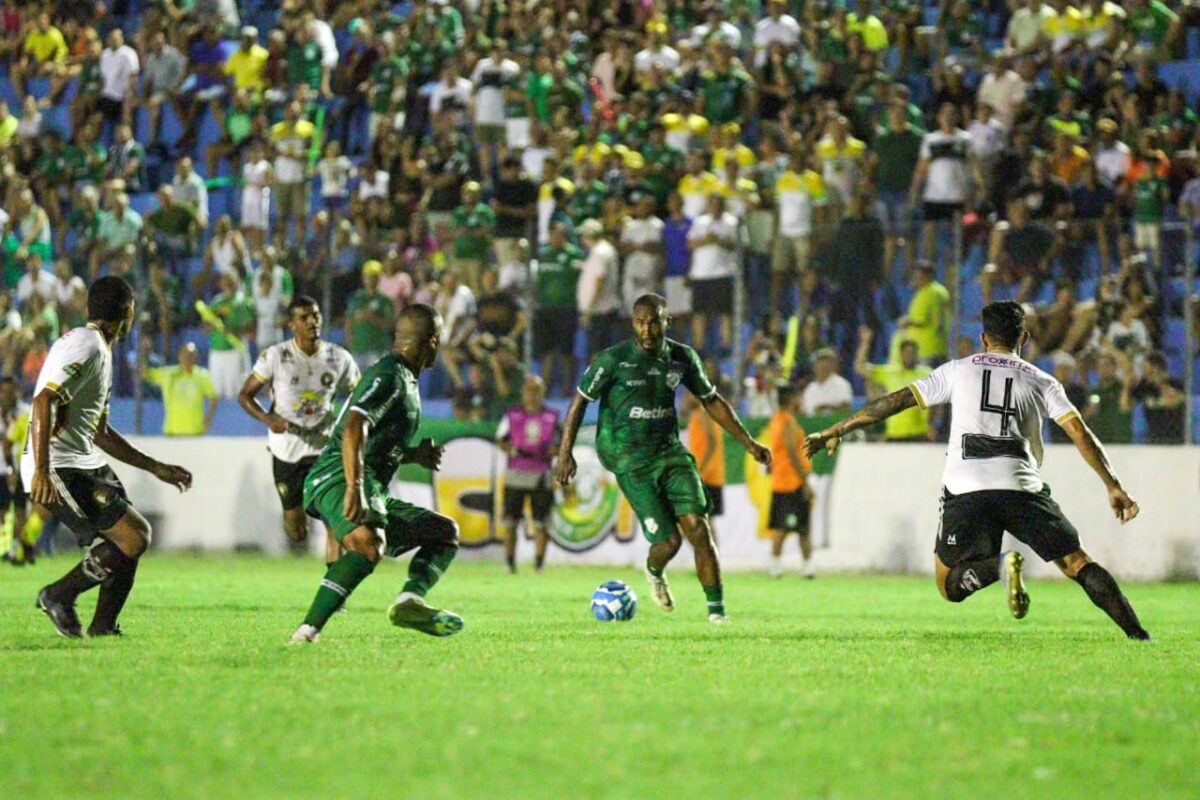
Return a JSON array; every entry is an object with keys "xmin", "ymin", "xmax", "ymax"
[
  {"xmin": 12, "ymin": 11, "xmax": 68, "ymax": 100},
  {"xmin": 144, "ymin": 343, "xmax": 220, "ymax": 436},
  {"xmin": 224, "ymin": 27, "xmax": 269, "ymax": 93},
  {"xmin": 853, "ymin": 327, "xmax": 933, "ymax": 441},
  {"xmin": 901, "ymin": 262, "xmax": 951, "ymax": 363},
  {"xmin": 847, "ymin": 0, "xmax": 889, "ymax": 52},
  {"xmin": 710, "ymin": 122, "xmax": 756, "ymax": 180}
]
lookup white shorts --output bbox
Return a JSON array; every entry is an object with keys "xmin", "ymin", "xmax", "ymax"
[
  {"xmin": 1133, "ymin": 222, "xmax": 1160, "ymax": 253},
  {"xmin": 506, "ymin": 118, "xmax": 532, "ymax": 149},
  {"xmin": 241, "ymin": 189, "xmax": 270, "ymax": 230},
  {"xmin": 664, "ymin": 276, "xmax": 692, "ymax": 316},
  {"xmin": 209, "ymin": 348, "xmax": 249, "ymax": 399}
]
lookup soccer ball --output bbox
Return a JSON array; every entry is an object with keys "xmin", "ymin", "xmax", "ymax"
[{"xmin": 591, "ymin": 580, "xmax": 638, "ymax": 622}]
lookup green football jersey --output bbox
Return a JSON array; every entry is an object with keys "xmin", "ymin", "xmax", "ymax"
[
  {"xmin": 307, "ymin": 354, "xmax": 422, "ymax": 488},
  {"xmin": 578, "ymin": 339, "xmax": 716, "ymax": 473}
]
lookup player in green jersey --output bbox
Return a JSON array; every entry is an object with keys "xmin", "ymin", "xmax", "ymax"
[
  {"xmin": 555, "ymin": 294, "xmax": 771, "ymax": 622},
  {"xmin": 290, "ymin": 305, "xmax": 464, "ymax": 643}
]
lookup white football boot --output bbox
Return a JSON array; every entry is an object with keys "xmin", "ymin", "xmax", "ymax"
[
  {"xmin": 708, "ymin": 613, "xmax": 729, "ymax": 624},
  {"xmin": 644, "ymin": 567, "xmax": 675, "ymax": 612},
  {"xmin": 289, "ymin": 624, "xmax": 320, "ymax": 644}
]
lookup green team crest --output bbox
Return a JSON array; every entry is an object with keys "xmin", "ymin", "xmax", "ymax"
[{"xmin": 548, "ymin": 445, "xmax": 621, "ymax": 552}]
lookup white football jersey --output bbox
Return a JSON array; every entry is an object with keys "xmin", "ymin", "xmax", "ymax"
[
  {"xmin": 252, "ymin": 339, "xmax": 360, "ymax": 463},
  {"xmin": 22, "ymin": 325, "xmax": 111, "ymax": 476},
  {"xmin": 910, "ymin": 352, "xmax": 1079, "ymax": 494}
]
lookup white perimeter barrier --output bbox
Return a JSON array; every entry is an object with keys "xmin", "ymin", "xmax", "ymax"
[{"xmin": 109, "ymin": 438, "xmax": 1199, "ymax": 581}]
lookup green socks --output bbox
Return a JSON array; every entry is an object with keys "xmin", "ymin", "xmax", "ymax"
[
  {"xmin": 303, "ymin": 551, "xmax": 375, "ymax": 630},
  {"xmin": 703, "ymin": 584, "xmax": 725, "ymax": 617},
  {"xmin": 401, "ymin": 540, "xmax": 458, "ymax": 598}
]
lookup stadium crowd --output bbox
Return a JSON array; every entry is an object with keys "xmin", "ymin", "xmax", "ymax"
[{"xmin": 0, "ymin": 0, "xmax": 1198, "ymax": 443}]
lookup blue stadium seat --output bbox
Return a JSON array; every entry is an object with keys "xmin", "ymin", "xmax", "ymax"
[
  {"xmin": 1158, "ymin": 60, "xmax": 1200, "ymax": 105},
  {"xmin": 129, "ymin": 191, "xmax": 157, "ymax": 217}
]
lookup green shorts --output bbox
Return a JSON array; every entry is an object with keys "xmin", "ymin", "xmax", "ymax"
[
  {"xmin": 304, "ymin": 472, "xmax": 439, "ymax": 558},
  {"xmin": 614, "ymin": 448, "xmax": 709, "ymax": 543}
]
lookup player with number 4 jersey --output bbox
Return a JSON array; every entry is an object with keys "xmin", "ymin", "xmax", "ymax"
[{"xmin": 805, "ymin": 301, "xmax": 1150, "ymax": 640}]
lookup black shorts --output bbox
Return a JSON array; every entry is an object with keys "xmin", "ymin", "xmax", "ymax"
[
  {"xmin": 502, "ymin": 483, "xmax": 554, "ymax": 524},
  {"xmin": 690, "ymin": 276, "xmax": 734, "ymax": 316},
  {"xmin": 0, "ymin": 473, "xmax": 28, "ymax": 509},
  {"xmin": 96, "ymin": 95, "xmax": 124, "ymax": 121},
  {"xmin": 769, "ymin": 489, "xmax": 810, "ymax": 533},
  {"xmin": 273, "ymin": 455, "xmax": 318, "ymax": 511},
  {"xmin": 922, "ymin": 201, "xmax": 964, "ymax": 222},
  {"xmin": 534, "ymin": 308, "xmax": 577, "ymax": 358},
  {"xmin": 703, "ymin": 483, "xmax": 724, "ymax": 516},
  {"xmin": 41, "ymin": 465, "xmax": 130, "ymax": 545},
  {"xmin": 935, "ymin": 486, "xmax": 1081, "ymax": 567}
]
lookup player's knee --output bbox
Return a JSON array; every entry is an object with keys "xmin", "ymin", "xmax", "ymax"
[
  {"xmin": 936, "ymin": 574, "xmax": 957, "ymax": 602},
  {"xmin": 343, "ymin": 529, "xmax": 382, "ymax": 564},
  {"xmin": 436, "ymin": 516, "xmax": 461, "ymax": 549},
  {"xmin": 1057, "ymin": 550, "xmax": 1092, "ymax": 580}
]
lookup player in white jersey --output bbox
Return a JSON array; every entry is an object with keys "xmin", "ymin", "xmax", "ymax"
[
  {"xmin": 805, "ymin": 301, "xmax": 1150, "ymax": 640},
  {"xmin": 237, "ymin": 296, "xmax": 360, "ymax": 566},
  {"xmin": 26, "ymin": 277, "xmax": 193, "ymax": 638}
]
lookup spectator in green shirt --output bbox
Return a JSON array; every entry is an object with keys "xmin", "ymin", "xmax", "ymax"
[
  {"xmin": 870, "ymin": 103, "xmax": 924, "ymax": 270},
  {"xmin": 1084, "ymin": 351, "xmax": 1134, "ymax": 444},
  {"xmin": 91, "ymin": 191, "xmax": 143, "ymax": 278},
  {"xmin": 854, "ymin": 326, "xmax": 932, "ymax": 441},
  {"xmin": 535, "ymin": 222, "xmax": 583, "ymax": 395},
  {"xmin": 1127, "ymin": 0, "xmax": 1184, "ymax": 57},
  {"xmin": 144, "ymin": 343, "xmax": 220, "ymax": 436},
  {"xmin": 345, "ymin": 259, "xmax": 397, "ymax": 370},
  {"xmin": 207, "ymin": 270, "xmax": 257, "ymax": 398},
  {"xmin": 146, "ymin": 184, "xmax": 200, "ymax": 264},
  {"xmin": 900, "ymin": 262, "xmax": 950, "ymax": 363},
  {"xmin": 449, "ymin": 181, "xmax": 496, "ymax": 296}
]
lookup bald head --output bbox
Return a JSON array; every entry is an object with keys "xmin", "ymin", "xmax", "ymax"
[
  {"xmin": 394, "ymin": 303, "xmax": 444, "ymax": 370},
  {"xmin": 633, "ymin": 293, "xmax": 668, "ymax": 316},
  {"xmin": 396, "ymin": 303, "xmax": 442, "ymax": 343}
]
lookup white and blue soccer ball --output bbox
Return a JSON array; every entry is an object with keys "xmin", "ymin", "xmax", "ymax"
[{"xmin": 591, "ymin": 580, "xmax": 638, "ymax": 622}]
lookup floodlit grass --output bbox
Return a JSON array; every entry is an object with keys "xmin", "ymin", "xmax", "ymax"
[{"xmin": 2, "ymin": 555, "xmax": 1198, "ymax": 799}]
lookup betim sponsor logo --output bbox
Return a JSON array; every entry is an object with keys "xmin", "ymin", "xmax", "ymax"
[{"xmin": 629, "ymin": 406, "xmax": 673, "ymax": 419}]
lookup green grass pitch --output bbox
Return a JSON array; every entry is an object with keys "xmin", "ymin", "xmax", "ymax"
[{"xmin": 2, "ymin": 555, "xmax": 1198, "ymax": 799}]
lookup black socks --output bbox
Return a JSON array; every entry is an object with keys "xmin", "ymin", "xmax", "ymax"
[
  {"xmin": 944, "ymin": 557, "xmax": 1000, "ymax": 602},
  {"xmin": 1075, "ymin": 563, "xmax": 1150, "ymax": 640}
]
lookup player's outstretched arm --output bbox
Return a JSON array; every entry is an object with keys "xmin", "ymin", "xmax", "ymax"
[
  {"xmin": 28, "ymin": 387, "xmax": 61, "ymax": 506},
  {"xmin": 555, "ymin": 392, "xmax": 589, "ymax": 487},
  {"xmin": 701, "ymin": 393, "xmax": 771, "ymax": 468},
  {"xmin": 93, "ymin": 411, "xmax": 192, "ymax": 492},
  {"xmin": 237, "ymin": 373, "xmax": 288, "ymax": 434},
  {"xmin": 804, "ymin": 388, "xmax": 918, "ymax": 458},
  {"xmin": 1059, "ymin": 416, "xmax": 1139, "ymax": 524}
]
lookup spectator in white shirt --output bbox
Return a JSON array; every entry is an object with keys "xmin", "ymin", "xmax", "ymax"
[
  {"xmin": 1093, "ymin": 118, "xmax": 1131, "ymax": 187},
  {"xmin": 620, "ymin": 192, "xmax": 665, "ymax": 316},
  {"xmin": 470, "ymin": 40, "xmax": 521, "ymax": 180},
  {"xmin": 691, "ymin": 5, "xmax": 742, "ymax": 50},
  {"xmin": 634, "ymin": 24, "xmax": 681, "ymax": 74},
  {"xmin": 577, "ymin": 219, "xmax": 621, "ymax": 356},
  {"xmin": 975, "ymin": 52, "xmax": 1026, "ymax": 130},
  {"xmin": 172, "ymin": 157, "xmax": 209, "ymax": 228},
  {"xmin": 1006, "ymin": 0, "xmax": 1056, "ymax": 55},
  {"xmin": 16, "ymin": 252, "xmax": 60, "ymax": 307},
  {"xmin": 97, "ymin": 28, "xmax": 139, "ymax": 126},
  {"xmin": 687, "ymin": 194, "xmax": 738, "ymax": 351},
  {"xmin": 753, "ymin": 0, "xmax": 801, "ymax": 66},
  {"xmin": 429, "ymin": 64, "xmax": 474, "ymax": 130},
  {"xmin": 801, "ymin": 348, "xmax": 853, "ymax": 417}
]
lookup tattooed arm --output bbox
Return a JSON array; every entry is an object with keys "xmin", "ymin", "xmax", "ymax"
[{"xmin": 804, "ymin": 388, "xmax": 919, "ymax": 458}]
